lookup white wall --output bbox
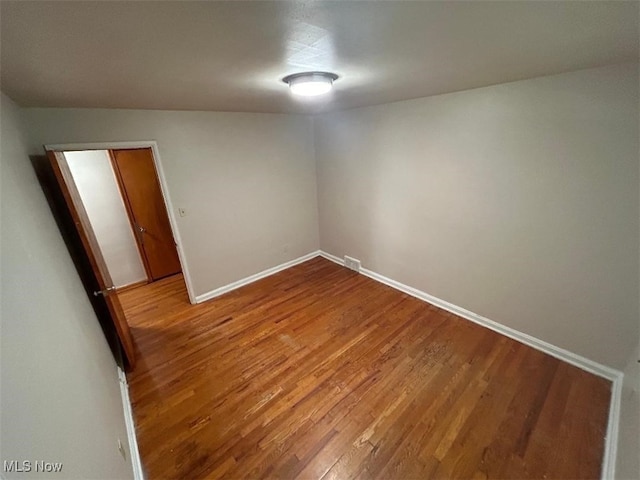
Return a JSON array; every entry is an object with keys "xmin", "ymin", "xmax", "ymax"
[
  {"xmin": 315, "ymin": 62, "xmax": 639, "ymax": 371},
  {"xmin": 0, "ymin": 94, "xmax": 133, "ymax": 477},
  {"xmin": 65, "ymin": 150, "xmax": 147, "ymax": 288},
  {"xmin": 23, "ymin": 109, "xmax": 319, "ymax": 299}
]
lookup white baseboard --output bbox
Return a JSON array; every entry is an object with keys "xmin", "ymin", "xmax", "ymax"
[
  {"xmin": 318, "ymin": 250, "xmax": 622, "ymax": 480},
  {"xmin": 118, "ymin": 367, "xmax": 144, "ymax": 480},
  {"xmin": 602, "ymin": 374, "xmax": 622, "ymax": 479},
  {"xmin": 319, "ymin": 251, "xmax": 344, "ymax": 267},
  {"xmin": 195, "ymin": 251, "xmax": 322, "ymax": 304}
]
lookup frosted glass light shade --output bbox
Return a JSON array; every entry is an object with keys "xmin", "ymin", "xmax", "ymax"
[{"xmin": 284, "ymin": 72, "xmax": 338, "ymax": 97}]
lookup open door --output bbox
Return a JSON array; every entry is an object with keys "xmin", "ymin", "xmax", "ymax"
[{"xmin": 46, "ymin": 150, "xmax": 136, "ymax": 368}]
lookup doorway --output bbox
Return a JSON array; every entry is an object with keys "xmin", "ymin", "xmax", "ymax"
[
  {"xmin": 63, "ymin": 147, "xmax": 182, "ymax": 289},
  {"xmin": 43, "ymin": 142, "xmax": 192, "ymax": 369}
]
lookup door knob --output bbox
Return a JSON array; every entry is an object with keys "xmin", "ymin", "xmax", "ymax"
[{"xmin": 94, "ymin": 286, "xmax": 117, "ymax": 297}]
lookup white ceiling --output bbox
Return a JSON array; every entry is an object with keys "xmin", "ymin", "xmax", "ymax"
[{"xmin": 1, "ymin": 1, "xmax": 638, "ymax": 114}]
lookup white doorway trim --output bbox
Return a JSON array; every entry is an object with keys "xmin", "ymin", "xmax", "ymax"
[{"xmin": 44, "ymin": 141, "xmax": 196, "ymax": 304}]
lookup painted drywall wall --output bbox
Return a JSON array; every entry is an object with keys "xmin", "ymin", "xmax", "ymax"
[
  {"xmin": 0, "ymin": 94, "xmax": 133, "ymax": 477},
  {"xmin": 315, "ymin": 62, "xmax": 639, "ymax": 371},
  {"xmin": 65, "ymin": 150, "xmax": 147, "ymax": 288},
  {"xmin": 616, "ymin": 342, "xmax": 640, "ymax": 480},
  {"xmin": 23, "ymin": 109, "xmax": 319, "ymax": 299}
]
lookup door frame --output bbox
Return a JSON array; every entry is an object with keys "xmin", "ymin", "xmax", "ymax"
[{"xmin": 45, "ymin": 141, "xmax": 196, "ymax": 304}]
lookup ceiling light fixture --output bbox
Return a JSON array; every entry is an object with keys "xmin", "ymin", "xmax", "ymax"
[{"xmin": 283, "ymin": 72, "xmax": 338, "ymax": 97}]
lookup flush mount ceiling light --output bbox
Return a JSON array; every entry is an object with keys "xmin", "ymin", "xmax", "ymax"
[{"xmin": 283, "ymin": 72, "xmax": 338, "ymax": 97}]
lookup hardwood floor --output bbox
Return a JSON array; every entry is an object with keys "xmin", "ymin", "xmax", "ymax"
[{"xmin": 120, "ymin": 257, "xmax": 611, "ymax": 479}]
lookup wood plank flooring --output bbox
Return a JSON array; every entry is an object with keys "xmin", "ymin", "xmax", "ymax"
[{"xmin": 120, "ymin": 257, "xmax": 611, "ymax": 479}]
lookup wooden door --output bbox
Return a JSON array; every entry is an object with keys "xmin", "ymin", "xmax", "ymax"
[
  {"xmin": 111, "ymin": 148, "xmax": 181, "ymax": 281},
  {"xmin": 46, "ymin": 151, "xmax": 136, "ymax": 368}
]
